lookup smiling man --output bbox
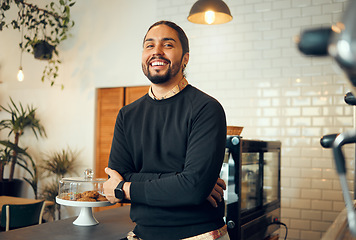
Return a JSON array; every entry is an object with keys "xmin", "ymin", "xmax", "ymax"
[{"xmin": 104, "ymin": 21, "xmax": 229, "ymax": 240}]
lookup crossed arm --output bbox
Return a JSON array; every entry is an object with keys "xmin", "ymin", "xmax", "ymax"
[{"xmin": 103, "ymin": 167, "xmax": 226, "ymax": 207}]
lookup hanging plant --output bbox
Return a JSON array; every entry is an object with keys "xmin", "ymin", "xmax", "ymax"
[{"xmin": 0, "ymin": 0, "xmax": 75, "ymax": 88}]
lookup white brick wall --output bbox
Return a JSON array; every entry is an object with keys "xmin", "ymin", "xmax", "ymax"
[{"xmin": 158, "ymin": 0, "xmax": 352, "ymax": 239}]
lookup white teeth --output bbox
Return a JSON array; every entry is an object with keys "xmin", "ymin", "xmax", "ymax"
[{"xmin": 151, "ymin": 62, "xmax": 166, "ymax": 66}]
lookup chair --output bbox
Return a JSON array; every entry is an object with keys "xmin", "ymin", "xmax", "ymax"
[{"xmin": 0, "ymin": 200, "xmax": 45, "ymax": 231}]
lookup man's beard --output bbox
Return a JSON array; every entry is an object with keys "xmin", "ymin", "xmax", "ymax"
[{"xmin": 142, "ymin": 58, "xmax": 182, "ymax": 84}]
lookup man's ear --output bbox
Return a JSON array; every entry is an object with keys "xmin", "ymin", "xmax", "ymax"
[{"xmin": 183, "ymin": 52, "xmax": 189, "ymax": 66}]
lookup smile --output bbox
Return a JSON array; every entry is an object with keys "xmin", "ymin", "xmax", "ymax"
[{"xmin": 150, "ymin": 61, "xmax": 168, "ymax": 67}]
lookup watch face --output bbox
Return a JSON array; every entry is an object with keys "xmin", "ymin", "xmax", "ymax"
[{"xmin": 115, "ymin": 188, "xmax": 124, "ymax": 200}]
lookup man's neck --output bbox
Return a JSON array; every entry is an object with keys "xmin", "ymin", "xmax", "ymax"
[{"xmin": 151, "ymin": 75, "xmax": 183, "ymax": 99}]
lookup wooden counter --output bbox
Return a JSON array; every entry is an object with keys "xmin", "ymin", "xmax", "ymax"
[{"xmin": 0, "ymin": 205, "xmax": 134, "ymax": 240}]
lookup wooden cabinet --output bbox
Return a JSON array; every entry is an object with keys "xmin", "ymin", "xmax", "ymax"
[
  {"xmin": 95, "ymin": 86, "xmax": 149, "ymax": 211},
  {"xmin": 95, "ymin": 86, "xmax": 149, "ymax": 178}
]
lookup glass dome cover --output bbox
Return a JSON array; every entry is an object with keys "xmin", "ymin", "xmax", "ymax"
[{"xmin": 58, "ymin": 169, "xmax": 108, "ymax": 202}]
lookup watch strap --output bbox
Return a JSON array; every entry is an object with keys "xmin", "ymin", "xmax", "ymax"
[
  {"xmin": 117, "ymin": 180, "xmax": 125, "ymax": 190},
  {"xmin": 115, "ymin": 180, "xmax": 125, "ymax": 201}
]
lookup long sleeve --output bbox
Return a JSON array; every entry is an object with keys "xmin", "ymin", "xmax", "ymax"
[
  {"xmin": 130, "ymin": 100, "xmax": 226, "ymax": 207},
  {"xmin": 107, "ymin": 85, "xmax": 227, "ymax": 232}
]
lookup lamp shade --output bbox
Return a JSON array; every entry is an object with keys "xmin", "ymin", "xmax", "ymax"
[{"xmin": 188, "ymin": 0, "xmax": 232, "ymax": 25}]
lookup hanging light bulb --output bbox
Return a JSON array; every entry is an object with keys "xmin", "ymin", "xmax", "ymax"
[
  {"xmin": 205, "ymin": 11, "xmax": 216, "ymax": 24},
  {"xmin": 17, "ymin": 66, "xmax": 24, "ymax": 82},
  {"xmin": 17, "ymin": 4, "xmax": 25, "ymax": 82},
  {"xmin": 188, "ymin": 0, "xmax": 232, "ymax": 25}
]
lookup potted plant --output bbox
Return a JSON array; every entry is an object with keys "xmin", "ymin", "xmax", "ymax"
[
  {"xmin": 0, "ymin": 0, "xmax": 75, "ymax": 87},
  {"xmin": 0, "ymin": 140, "xmax": 41, "ymax": 197},
  {"xmin": 40, "ymin": 147, "xmax": 80, "ymax": 220},
  {"xmin": 33, "ymin": 40, "xmax": 55, "ymax": 60},
  {"xmin": 0, "ymin": 97, "xmax": 46, "ymax": 196},
  {"xmin": 0, "ymin": 147, "xmax": 11, "ymax": 182}
]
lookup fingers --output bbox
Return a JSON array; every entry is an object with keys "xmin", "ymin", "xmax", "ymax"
[
  {"xmin": 103, "ymin": 167, "xmax": 122, "ymax": 204},
  {"xmin": 207, "ymin": 195, "xmax": 218, "ymax": 208},
  {"xmin": 105, "ymin": 167, "xmax": 115, "ymax": 176},
  {"xmin": 216, "ymin": 178, "xmax": 226, "ymax": 190},
  {"xmin": 105, "ymin": 167, "xmax": 122, "ymax": 181},
  {"xmin": 206, "ymin": 178, "xmax": 226, "ymax": 208},
  {"xmin": 211, "ymin": 188, "xmax": 222, "ymax": 203}
]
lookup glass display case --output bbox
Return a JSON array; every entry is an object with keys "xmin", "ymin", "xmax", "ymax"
[{"xmin": 223, "ymin": 137, "xmax": 281, "ymax": 240}]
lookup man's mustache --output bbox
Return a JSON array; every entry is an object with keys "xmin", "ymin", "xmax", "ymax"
[{"xmin": 148, "ymin": 56, "xmax": 171, "ymax": 65}]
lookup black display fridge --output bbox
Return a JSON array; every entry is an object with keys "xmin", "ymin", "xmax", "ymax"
[{"xmin": 221, "ymin": 136, "xmax": 281, "ymax": 240}]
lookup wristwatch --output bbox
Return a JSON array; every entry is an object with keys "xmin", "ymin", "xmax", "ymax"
[{"xmin": 114, "ymin": 180, "xmax": 125, "ymax": 201}]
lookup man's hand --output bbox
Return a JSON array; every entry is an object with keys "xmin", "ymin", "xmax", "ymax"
[
  {"xmin": 207, "ymin": 178, "xmax": 226, "ymax": 208},
  {"xmin": 103, "ymin": 167, "xmax": 124, "ymax": 204}
]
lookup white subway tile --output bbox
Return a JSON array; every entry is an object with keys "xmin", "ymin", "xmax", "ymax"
[
  {"xmin": 302, "ymin": 107, "xmax": 322, "ymax": 116},
  {"xmin": 245, "ymin": 12, "xmax": 263, "ymax": 23},
  {"xmin": 322, "ymin": 190, "xmax": 343, "ymax": 201},
  {"xmin": 291, "ymin": 219, "xmax": 311, "ymax": 230},
  {"xmin": 312, "ymin": 179, "xmax": 333, "ymax": 190},
  {"xmin": 302, "ymin": 6, "xmax": 322, "ymax": 16},
  {"xmin": 281, "ymin": 176, "xmax": 291, "ymax": 187},
  {"xmin": 263, "ymin": 10, "xmax": 282, "ymax": 21},
  {"xmin": 253, "ymin": 21, "xmax": 272, "ymax": 31},
  {"xmin": 291, "ymin": 198, "xmax": 311, "ymax": 209},
  {"xmin": 322, "ymin": 3, "xmax": 343, "ymax": 14},
  {"xmin": 302, "ymin": 127, "xmax": 322, "ymax": 137},
  {"xmin": 300, "ymin": 230, "xmax": 322, "ymax": 240},
  {"xmin": 292, "ymin": 117, "xmax": 312, "ymax": 127},
  {"xmin": 301, "ymin": 168, "xmax": 322, "ymax": 178},
  {"xmin": 312, "ymin": 96, "xmax": 332, "ymax": 106},
  {"xmin": 253, "ymin": 40, "xmax": 272, "ymax": 50},
  {"xmin": 335, "ymin": 116, "xmax": 354, "ymax": 126},
  {"xmin": 272, "ymin": 0, "xmax": 292, "ymax": 10},
  {"xmin": 311, "ymin": 75, "xmax": 333, "ymax": 85},
  {"xmin": 301, "ymin": 189, "xmax": 322, "ymax": 199},
  {"xmin": 322, "ymin": 168, "xmax": 338, "ymax": 179},
  {"xmin": 282, "ymin": 208, "xmax": 301, "ymax": 218},
  {"xmin": 313, "ymin": 158, "xmax": 333, "ymax": 169},
  {"xmin": 284, "ymin": 127, "xmax": 302, "ymax": 137},
  {"xmin": 287, "ymin": 229, "xmax": 301, "ymax": 239},
  {"xmin": 312, "ymin": 117, "xmax": 331, "ymax": 127},
  {"xmin": 282, "ymin": 167, "xmax": 301, "ymax": 178},
  {"xmin": 281, "ymin": 197, "xmax": 291, "ymax": 208},
  {"xmin": 292, "ymin": 17, "xmax": 312, "ymax": 27},
  {"xmin": 272, "ymin": 58, "xmax": 292, "ymax": 68},
  {"xmin": 282, "ymin": 187, "xmax": 301, "ymax": 198},
  {"xmin": 254, "ymin": 2, "xmax": 272, "ymax": 12},
  {"xmin": 284, "ymin": 147, "xmax": 301, "ymax": 158},
  {"xmin": 301, "ymin": 210, "xmax": 322, "ymax": 220},
  {"xmin": 272, "ymin": 18, "xmax": 291, "ymax": 29},
  {"xmin": 292, "ymin": 0, "xmax": 312, "ymax": 7},
  {"xmin": 312, "ymin": 14, "xmax": 332, "ymax": 25},
  {"xmin": 282, "ymin": 8, "xmax": 302, "ymax": 18},
  {"xmin": 333, "ymin": 201, "xmax": 347, "ymax": 211},
  {"xmin": 311, "ymin": 200, "xmax": 332, "ymax": 210},
  {"xmin": 322, "ymin": 211, "xmax": 339, "ymax": 221},
  {"xmin": 311, "ymin": 220, "xmax": 332, "ymax": 231}
]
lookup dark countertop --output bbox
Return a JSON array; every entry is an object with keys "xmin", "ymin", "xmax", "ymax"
[{"xmin": 0, "ymin": 205, "xmax": 134, "ymax": 240}]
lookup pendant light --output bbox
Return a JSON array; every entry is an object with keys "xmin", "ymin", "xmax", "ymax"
[
  {"xmin": 188, "ymin": 0, "xmax": 232, "ymax": 25},
  {"xmin": 17, "ymin": 6, "xmax": 25, "ymax": 82}
]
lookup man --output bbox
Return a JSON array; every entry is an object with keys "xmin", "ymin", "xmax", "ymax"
[{"xmin": 104, "ymin": 20, "xmax": 228, "ymax": 240}]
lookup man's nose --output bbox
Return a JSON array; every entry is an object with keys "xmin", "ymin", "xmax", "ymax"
[{"xmin": 152, "ymin": 45, "xmax": 164, "ymax": 55}]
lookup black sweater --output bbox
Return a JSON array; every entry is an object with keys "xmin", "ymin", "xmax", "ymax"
[{"xmin": 108, "ymin": 85, "xmax": 227, "ymax": 240}]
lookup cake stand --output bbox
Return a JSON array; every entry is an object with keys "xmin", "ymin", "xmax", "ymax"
[{"xmin": 56, "ymin": 197, "xmax": 114, "ymax": 226}]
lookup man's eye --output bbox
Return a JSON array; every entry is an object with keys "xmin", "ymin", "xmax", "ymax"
[
  {"xmin": 145, "ymin": 44, "xmax": 154, "ymax": 48},
  {"xmin": 164, "ymin": 43, "xmax": 173, "ymax": 47}
]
